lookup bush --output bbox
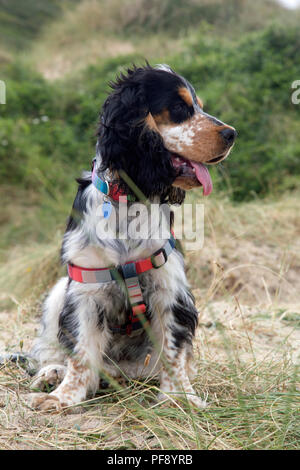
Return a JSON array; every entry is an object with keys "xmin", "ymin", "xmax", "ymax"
[
  {"xmin": 172, "ymin": 26, "xmax": 300, "ymax": 199},
  {"xmin": 1, "ymin": 26, "xmax": 300, "ymax": 201}
]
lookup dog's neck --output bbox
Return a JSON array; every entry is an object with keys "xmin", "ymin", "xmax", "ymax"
[
  {"xmin": 93, "ymin": 157, "xmax": 144, "ymax": 203},
  {"xmin": 61, "ymin": 173, "xmax": 173, "ymax": 269}
]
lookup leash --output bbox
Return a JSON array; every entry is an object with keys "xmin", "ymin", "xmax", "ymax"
[{"xmin": 67, "ymin": 160, "xmax": 176, "ymax": 337}]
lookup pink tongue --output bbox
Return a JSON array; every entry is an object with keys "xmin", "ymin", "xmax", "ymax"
[{"xmin": 190, "ymin": 162, "xmax": 213, "ymax": 196}]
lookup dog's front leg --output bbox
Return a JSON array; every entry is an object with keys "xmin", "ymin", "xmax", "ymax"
[
  {"xmin": 28, "ymin": 356, "xmax": 96, "ymax": 411},
  {"xmin": 28, "ymin": 289, "xmax": 111, "ymax": 412},
  {"xmin": 159, "ymin": 341, "xmax": 207, "ymax": 409},
  {"xmin": 153, "ymin": 305, "xmax": 207, "ymax": 409},
  {"xmin": 27, "ymin": 353, "xmax": 101, "ymax": 412}
]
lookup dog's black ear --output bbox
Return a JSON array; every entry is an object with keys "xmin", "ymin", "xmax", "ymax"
[{"xmin": 97, "ymin": 67, "xmax": 176, "ymax": 199}]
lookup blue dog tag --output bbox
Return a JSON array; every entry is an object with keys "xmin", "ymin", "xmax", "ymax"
[{"xmin": 102, "ymin": 201, "xmax": 112, "ymax": 219}]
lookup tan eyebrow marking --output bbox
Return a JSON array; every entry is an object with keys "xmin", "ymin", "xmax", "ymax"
[
  {"xmin": 145, "ymin": 113, "xmax": 159, "ymax": 131},
  {"xmin": 153, "ymin": 109, "xmax": 171, "ymax": 126},
  {"xmin": 197, "ymin": 96, "xmax": 203, "ymax": 108},
  {"xmin": 178, "ymin": 87, "xmax": 193, "ymax": 107}
]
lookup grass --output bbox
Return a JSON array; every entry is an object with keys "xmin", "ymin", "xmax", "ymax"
[
  {"xmin": 0, "ymin": 190, "xmax": 299, "ymax": 450},
  {"xmin": 0, "ymin": 294, "xmax": 298, "ymax": 449}
]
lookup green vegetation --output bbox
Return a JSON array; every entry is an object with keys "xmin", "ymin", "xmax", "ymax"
[
  {"xmin": 0, "ymin": 0, "xmax": 76, "ymax": 50},
  {"xmin": 1, "ymin": 25, "xmax": 300, "ymax": 205}
]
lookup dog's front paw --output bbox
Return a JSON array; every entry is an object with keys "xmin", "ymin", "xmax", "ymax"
[
  {"xmin": 26, "ymin": 392, "xmax": 62, "ymax": 412},
  {"xmin": 157, "ymin": 390, "xmax": 207, "ymax": 409},
  {"xmin": 30, "ymin": 364, "xmax": 66, "ymax": 391},
  {"xmin": 186, "ymin": 394, "xmax": 208, "ymax": 409}
]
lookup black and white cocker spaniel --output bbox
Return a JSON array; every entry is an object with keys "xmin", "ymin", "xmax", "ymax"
[{"xmin": 28, "ymin": 64, "xmax": 236, "ymax": 411}]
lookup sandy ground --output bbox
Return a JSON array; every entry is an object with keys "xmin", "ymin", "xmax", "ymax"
[
  {"xmin": 0, "ymin": 294, "xmax": 299, "ymax": 450},
  {"xmin": 0, "ymin": 194, "xmax": 299, "ymax": 449}
]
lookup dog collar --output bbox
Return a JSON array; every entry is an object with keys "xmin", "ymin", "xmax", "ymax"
[
  {"xmin": 67, "ymin": 233, "xmax": 176, "ymax": 337},
  {"xmin": 92, "ymin": 159, "xmax": 136, "ymax": 202}
]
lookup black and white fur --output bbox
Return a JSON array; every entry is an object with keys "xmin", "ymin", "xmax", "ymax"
[{"xmin": 28, "ymin": 64, "xmax": 236, "ymax": 411}]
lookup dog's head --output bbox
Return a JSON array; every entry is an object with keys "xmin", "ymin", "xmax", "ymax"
[{"xmin": 97, "ymin": 64, "xmax": 236, "ymax": 203}]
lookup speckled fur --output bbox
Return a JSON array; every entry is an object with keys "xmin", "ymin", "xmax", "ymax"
[
  {"xmin": 28, "ymin": 170, "xmax": 204, "ymax": 410},
  {"xmin": 26, "ymin": 64, "xmax": 236, "ymax": 411}
]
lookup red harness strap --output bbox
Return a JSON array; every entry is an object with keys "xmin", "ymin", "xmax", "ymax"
[{"xmin": 68, "ymin": 233, "xmax": 176, "ymax": 337}]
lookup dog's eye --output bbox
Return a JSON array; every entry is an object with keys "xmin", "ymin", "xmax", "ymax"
[
  {"xmin": 169, "ymin": 101, "xmax": 193, "ymax": 124},
  {"xmin": 171, "ymin": 103, "xmax": 184, "ymax": 113}
]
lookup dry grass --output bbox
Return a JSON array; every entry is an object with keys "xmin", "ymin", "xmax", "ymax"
[
  {"xmin": 0, "ymin": 47, "xmax": 11, "ymax": 65},
  {"xmin": 27, "ymin": 0, "xmax": 185, "ymax": 79},
  {"xmin": 0, "ymin": 299, "xmax": 298, "ymax": 450},
  {"xmin": 24, "ymin": 0, "xmax": 300, "ymax": 80},
  {"xmin": 185, "ymin": 190, "xmax": 300, "ymax": 306},
  {"xmin": 0, "ymin": 191, "xmax": 299, "ymax": 449}
]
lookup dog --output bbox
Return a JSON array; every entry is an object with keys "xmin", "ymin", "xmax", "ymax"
[{"xmin": 27, "ymin": 64, "xmax": 236, "ymax": 411}]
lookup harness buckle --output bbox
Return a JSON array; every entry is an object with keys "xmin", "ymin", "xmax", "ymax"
[{"xmin": 151, "ymin": 247, "xmax": 168, "ymax": 269}]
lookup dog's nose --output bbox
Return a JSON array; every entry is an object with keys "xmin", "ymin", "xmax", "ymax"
[{"xmin": 220, "ymin": 128, "xmax": 237, "ymax": 146}]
